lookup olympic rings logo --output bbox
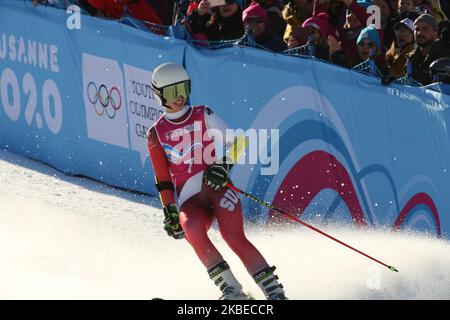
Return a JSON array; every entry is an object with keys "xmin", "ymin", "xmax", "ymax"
[{"xmin": 87, "ymin": 82, "xmax": 122, "ymax": 119}]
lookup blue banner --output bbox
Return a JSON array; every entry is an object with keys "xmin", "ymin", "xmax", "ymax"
[
  {"xmin": 0, "ymin": 0, "xmax": 185, "ymax": 193},
  {"xmin": 1, "ymin": 0, "xmax": 450, "ymax": 238}
]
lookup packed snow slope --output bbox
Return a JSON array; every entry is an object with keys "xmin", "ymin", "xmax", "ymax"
[{"xmin": 0, "ymin": 149, "xmax": 449, "ymax": 300}]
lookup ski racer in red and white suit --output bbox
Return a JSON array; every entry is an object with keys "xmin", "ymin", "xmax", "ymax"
[{"xmin": 147, "ymin": 63, "xmax": 287, "ymax": 300}]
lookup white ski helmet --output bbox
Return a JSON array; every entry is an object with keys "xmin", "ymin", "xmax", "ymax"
[{"xmin": 151, "ymin": 63, "xmax": 191, "ymax": 107}]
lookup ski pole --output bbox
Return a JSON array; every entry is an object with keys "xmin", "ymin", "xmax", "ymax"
[{"xmin": 226, "ymin": 183, "xmax": 399, "ymax": 273}]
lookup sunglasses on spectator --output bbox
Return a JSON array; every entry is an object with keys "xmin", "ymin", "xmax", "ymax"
[
  {"xmin": 245, "ymin": 18, "xmax": 265, "ymax": 24},
  {"xmin": 358, "ymin": 41, "xmax": 375, "ymax": 49}
]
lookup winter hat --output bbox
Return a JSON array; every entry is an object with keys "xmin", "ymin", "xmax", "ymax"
[
  {"xmin": 357, "ymin": 24, "xmax": 381, "ymax": 49},
  {"xmin": 242, "ymin": 1, "xmax": 268, "ymax": 24},
  {"xmin": 302, "ymin": 13, "xmax": 329, "ymax": 40},
  {"xmin": 394, "ymin": 18, "xmax": 415, "ymax": 33},
  {"xmin": 414, "ymin": 13, "xmax": 439, "ymax": 31}
]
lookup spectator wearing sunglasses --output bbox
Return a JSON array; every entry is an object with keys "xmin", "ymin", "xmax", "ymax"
[
  {"xmin": 242, "ymin": 1, "xmax": 288, "ymax": 52},
  {"xmin": 385, "ymin": 18, "xmax": 416, "ymax": 78},
  {"xmin": 188, "ymin": 0, "xmax": 245, "ymax": 41}
]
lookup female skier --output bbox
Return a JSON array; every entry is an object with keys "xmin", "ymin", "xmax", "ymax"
[{"xmin": 147, "ymin": 63, "xmax": 287, "ymax": 300}]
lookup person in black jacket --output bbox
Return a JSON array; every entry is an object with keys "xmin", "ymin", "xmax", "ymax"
[
  {"xmin": 407, "ymin": 14, "xmax": 450, "ymax": 85},
  {"xmin": 242, "ymin": 1, "xmax": 288, "ymax": 52},
  {"xmin": 188, "ymin": 0, "xmax": 245, "ymax": 41}
]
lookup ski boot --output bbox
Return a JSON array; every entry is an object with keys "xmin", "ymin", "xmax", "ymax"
[
  {"xmin": 253, "ymin": 265, "xmax": 288, "ymax": 300},
  {"xmin": 208, "ymin": 261, "xmax": 252, "ymax": 300}
]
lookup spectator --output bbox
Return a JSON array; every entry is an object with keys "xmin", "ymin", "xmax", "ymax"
[
  {"xmin": 339, "ymin": 0, "xmax": 370, "ymax": 61},
  {"xmin": 397, "ymin": 0, "xmax": 421, "ymax": 20},
  {"xmin": 253, "ymin": 0, "xmax": 288, "ymax": 38},
  {"xmin": 385, "ymin": 18, "xmax": 416, "ymax": 78},
  {"xmin": 326, "ymin": 0, "xmax": 345, "ymax": 29},
  {"xmin": 301, "ymin": 12, "xmax": 331, "ymax": 60},
  {"xmin": 188, "ymin": 0, "xmax": 245, "ymax": 41},
  {"xmin": 282, "ymin": 0, "xmax": 314, "ymax": 44},
  {"xmin": 407, "ymin": 13, "xmax": 450, "ymax": 84},
  {"xmin": 243, "ymin": 1, "xmax": 288, "ymax": 51}
]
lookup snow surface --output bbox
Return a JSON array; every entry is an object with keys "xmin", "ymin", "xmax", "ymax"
[{"xmin": 0, "ymin": 148, "xmax": 449, "ymax": 300}]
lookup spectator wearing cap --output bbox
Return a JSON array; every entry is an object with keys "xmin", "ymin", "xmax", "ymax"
[
  {"xmin": 326, "ymin": 0, "xmax": 346, "ymax": 29},
  {"xmin": 282, "ymin": 0, "xmax": 314, "ymax": 44},
  {"xmin": 301, "ymin": 12, "xmax": 332, "ymax": 60},
  {"xmin": 328, "ymin": 23, "xmax": 387, "ymax": 70},
  {"xmin": 414, "ymin": 0, "xmax": 433, "ymax": 13},
  {"xmin": 407, "ymin": 13, "xmax": 450, "ymax": 84},
  {"xmin": 188, "ymin": 0, "xmax": 245, "ymax": 41},
  {"xmin": 385, "ymin": 18, "xmax": 416, "ymax": 78},
  {"xmin": 252, "ymin": 0, "xmax": 288, "ymax": 38},
  {"xmin": 242, "ymin": 1, "xmax": 288, "ymax": 52}
]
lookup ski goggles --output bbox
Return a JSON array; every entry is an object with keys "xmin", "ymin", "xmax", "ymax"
[{"xmin": 151, "ymin": 80, "xmax": 191, "ymax": 106}]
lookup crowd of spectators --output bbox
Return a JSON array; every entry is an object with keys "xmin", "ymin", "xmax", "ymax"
[{"xmin": 31, "ymin": 0, "xmax": 450, "ymax": 86}]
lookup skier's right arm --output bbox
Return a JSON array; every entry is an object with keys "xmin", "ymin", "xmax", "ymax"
[{"xmin": 147, "ymin": 127, "xmax": 185, "ymax": 240}]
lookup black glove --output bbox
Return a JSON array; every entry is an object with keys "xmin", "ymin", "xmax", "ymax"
[
  {"xmin": 163, "ymin": 204, "xmax": 185, "ymax": 240},
  {"xmin": 203, "ymin": 159, "xmax": 232, "ymax": 191}
]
